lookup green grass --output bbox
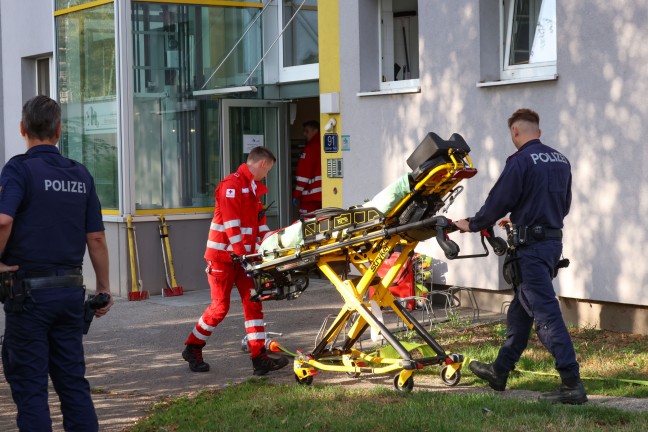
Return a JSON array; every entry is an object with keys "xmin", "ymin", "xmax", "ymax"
[
  {"xmin": 432, "ymin": 321, "xmax": 648, "ymax": 398},
  {"xmin": 128, "ymin": 322, "xmax": 648, "ymax": 431},
  {"xmin": 130, "ymin": 380, "xmax": 648, "ymax": 432}
]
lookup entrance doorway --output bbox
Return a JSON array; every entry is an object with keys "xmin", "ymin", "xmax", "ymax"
[
  {"xmin": 222, "ymin": 100, "xmax": 288, "ymax": 230},
  {"xmin": 221, "ymin": 97, "xmax": 320, "ymax": 230},
  {"xmin": 287, "ymin": 97, "xmax": 320, "ymax": 221}
]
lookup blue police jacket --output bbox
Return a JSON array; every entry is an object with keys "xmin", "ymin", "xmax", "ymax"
[
  {"xmin": 0, "ymin": 145, "xmax": 104, "ymax": 272},
  {"xmin": 468, "ymin": 139, "xmax": 571, "ymax": 232}
]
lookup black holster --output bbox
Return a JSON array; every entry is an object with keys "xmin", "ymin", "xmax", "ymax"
[
  {"xmin": 0, "ymin": 272, "xmax": 30, "ymax": 313},
  {"xmin": 0, "ymin": 271, "xmax": 14, "ymax": 303},
  {"xmin": 502, "ymin": 248, "xmax": 523, "ymax": 287}
]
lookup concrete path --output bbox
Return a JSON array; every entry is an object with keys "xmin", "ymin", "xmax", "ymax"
[
  {"xmin": 0, "ymin": 280, "xmax": 360, "ymax": 431},
  {"xmin": 1, "ymin": 280, "xmax": 647, "ymax": 431}
]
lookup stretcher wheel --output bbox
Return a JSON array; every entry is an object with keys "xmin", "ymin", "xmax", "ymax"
[
  {"xmin": 440, "ymin": 366, "xmax": 461, "ymax": 386},
  {"xmin": 346, "ymin": 372, "xmax": 361, "ymax": 378},
  {"xmin": 295, "ymin": 374, "xmax": 314, "ymax": 386},
  {"xmin": 393, "ymin": 374, "xmax": 414, "ymax": 392}
]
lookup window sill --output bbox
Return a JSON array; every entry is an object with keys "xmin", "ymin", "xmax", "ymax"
[
  {"xmin": 103, "ymin": 213, "xmax": 213, "ymax": 224},
  {"xmin": 357, "ymin": 86, "xmax": 421, "ymax": 97},
  {"xmin": 476, "ymin": 74, "xmax": 558, "ymax": 88}
]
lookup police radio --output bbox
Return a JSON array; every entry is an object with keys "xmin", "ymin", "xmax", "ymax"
[{"xmin": 83, "ymin": 293, "xmax": 110, "ymax": 335}]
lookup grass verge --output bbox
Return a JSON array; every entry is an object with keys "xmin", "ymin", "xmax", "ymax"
[
  {"xmin": 129, "ymin": 380, "xmax": 647, "ymax": 432},
  {"xmin": 430, "ymin": 321, "xmax": 648, "ymax": 398},
  {"xmin": 128, "ymin": 322, "xmax": 648, "ymax": 431}
]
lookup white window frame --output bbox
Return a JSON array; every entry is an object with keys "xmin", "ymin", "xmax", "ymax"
[
  {"xmin": 500, "ymin": 0, "xmax": 556, "ymax": 81},
  {"xmin": 378, "ymin": 0, "xmax": 419, "ymax": 92},
  {"xmin": 277, "ymin": 1, "xmax": 319, "ymax": 83}
]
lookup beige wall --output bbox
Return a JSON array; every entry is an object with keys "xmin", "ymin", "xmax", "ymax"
[
  {"xmin": 339, "ymin": 1, "xmax": 648, "ymax": 319},
  {"xmin": 467, "ymin": 289, "xmax": 648, "ymax": 335}
]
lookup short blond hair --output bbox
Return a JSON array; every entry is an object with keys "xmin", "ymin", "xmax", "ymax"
[{"xmin": 247, "ymin": 146, "xmax": 276, "ymax": 163}]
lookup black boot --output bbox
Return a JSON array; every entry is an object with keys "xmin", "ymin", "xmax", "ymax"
[
  {"xmin": 182, "ymin": 344, "xmax": 210, "ymax": 372},
  {"xmin": 252, "ymin": 352, "xmax": 289, "ymax": 376},
  {"xmin": 539, "ymin": 379, "xmax": 588, "ymax": 405},
  {"xmin": 469, "ymin": 360, "xmax": 509, "ymax": 391}
]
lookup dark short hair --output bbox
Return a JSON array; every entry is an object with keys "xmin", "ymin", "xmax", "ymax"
[
  {"xmin": 22, "ymin": 95, "xmax": 61, "ymax": 141},
  {"xmin": 247, "ymin": 146, "xmax": 276, "ymax": 163},
  {"xmin": 507, "ymin": 108, "xmax": 540, "ymax": 129},
  {"xmin": 302, "ymin": 120, "xmax": 320, "ymax": 131}
]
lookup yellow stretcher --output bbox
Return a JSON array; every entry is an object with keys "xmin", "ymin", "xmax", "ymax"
[{"xmin": 241, "ymin": 132, "xmax": 507, "ymax": 391}]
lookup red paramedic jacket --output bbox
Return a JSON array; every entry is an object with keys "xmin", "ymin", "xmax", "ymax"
[
  {"xmin": 292, "ymin": 134, "xmax": 322, "ymax": 205},
  {"xmin": 204, "ymin": 163, "xmax": 271, "ymax": 263}
]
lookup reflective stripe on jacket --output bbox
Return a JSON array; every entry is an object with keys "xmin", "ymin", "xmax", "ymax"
[{"xmin": 292, "ymin": 134, "xmax": 322, "ymax": 203}]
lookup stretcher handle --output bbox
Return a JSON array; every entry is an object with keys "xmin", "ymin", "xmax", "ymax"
[
  {"xmin": 434, "ymin": 218, "xmax": 460, "ymax": 259},
  {"xmin": 237, "ymin": 249, "xmax": 292, "ymax": 265},
  {"xmin": 481, "ymin": 226, "xmax": 508, "ymax": 256},
  {"xmin": 433, "ymin": 219, "xmax": 507, "ymax": 260}
]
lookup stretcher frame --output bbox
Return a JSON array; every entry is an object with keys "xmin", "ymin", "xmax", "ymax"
[{"xmin": 242, "ymin": 135, "xmax": 507, "ymax": 391}]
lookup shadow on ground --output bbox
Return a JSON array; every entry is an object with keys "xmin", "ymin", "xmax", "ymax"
[{"xmin": 1, "ymin": 281, "xmax": 646, "ymax": 431}]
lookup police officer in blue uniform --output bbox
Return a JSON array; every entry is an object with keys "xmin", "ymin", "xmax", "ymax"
[
  {"xmin": 454, "ymin": 108, "xmax": 587, "ymax": 405},
  {"xmin": 0, "ymin": 95, "xmax": 113, "ymax": 430}
]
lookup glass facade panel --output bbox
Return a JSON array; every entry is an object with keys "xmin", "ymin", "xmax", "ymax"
[
  {"xmin": 132, "ymin": 2, "xmax": 262, "ymax": 209},
  {"xmin": 282, "ymin": 0, "xmax": 318, "ymax": 67},
  {"xmin": 56, "ymin": 0, "xmax": 104, "ymax": 10},
  {"xmin": 57, "ymin": 3, "xmax": 119, "ymax": 210}
]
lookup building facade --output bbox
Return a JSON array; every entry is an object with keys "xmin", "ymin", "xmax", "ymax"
[
  {"xmin": 2, "ymin": 0, "xmax": 325, "ymax": 298},
  {"xmin": 336, "ymin": 0, "xmax": 648, "ymax": 333},
  {"xmin": 1, "ymin": 0, "xmax": 646, "ymax": 333}
]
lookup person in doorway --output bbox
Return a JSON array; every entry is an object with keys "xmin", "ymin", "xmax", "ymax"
[
  {"xmin": 454, "ymin": 108, "xmax": 586, "ymax": 405},
  {"xmin": 183, "ymin": 146, "xmax": 289, "ymax": 376},
  {"xmin": 292, "ymin": 120, "xmax": 322, "ymax": 216},
  {"xmin": 0, "ymin": 95, "xmax": 113, "ymax": 431}
]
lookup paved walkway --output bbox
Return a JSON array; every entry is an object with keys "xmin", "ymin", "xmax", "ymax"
[
  {"xmin": 0, "ymin": 280, "xmax": 362, "ymax": 431},
  {"xmin": 1, "ymin": 280, "xmax": 647, "ymax": 431}
]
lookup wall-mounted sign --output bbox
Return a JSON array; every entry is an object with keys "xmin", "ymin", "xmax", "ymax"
[
  {"xmin": 323, "ymin": 133, "xmax": 339, "ymax": 153},
  {"xmin": 341, "ymin": 134, "xmax": 350, "ymax": 151},
  {"xmin": 84, "ymin": 100, "xmax": 118, "ymax": 135},
  {"xmin": 243, "ymin": 134, "xmax": 264, "ymax": 153}
]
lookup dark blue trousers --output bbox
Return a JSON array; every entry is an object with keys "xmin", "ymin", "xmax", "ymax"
[
  {"xmin": 2, "ymin": 287, "xmax": 98, "ymax": 432},
  {"xmin": 494, "ymin": 241, "xmax": 580, "ymax": 381}
]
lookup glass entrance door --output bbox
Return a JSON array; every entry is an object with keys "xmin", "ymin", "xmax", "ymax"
[{"xmin": 222, "ymin": 100, "xmax": 288, "ymax": 231}]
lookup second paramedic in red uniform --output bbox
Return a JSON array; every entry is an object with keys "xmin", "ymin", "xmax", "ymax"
[
  {"xmin": 182, "ymin": 146, "xmax": 288, "ymax": 376},
  {"xmin": 292, "ymin": 120, "xmax": 322, "ymax": 216}
]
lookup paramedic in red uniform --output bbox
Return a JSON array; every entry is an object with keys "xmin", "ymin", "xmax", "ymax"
[
  {"xmin": 182, "ymin": 146, "xmax": 288, "ymax": 375},
  {"xmin": 292, "ymin": 120, "xmax": 322, "ymax": 216}
]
